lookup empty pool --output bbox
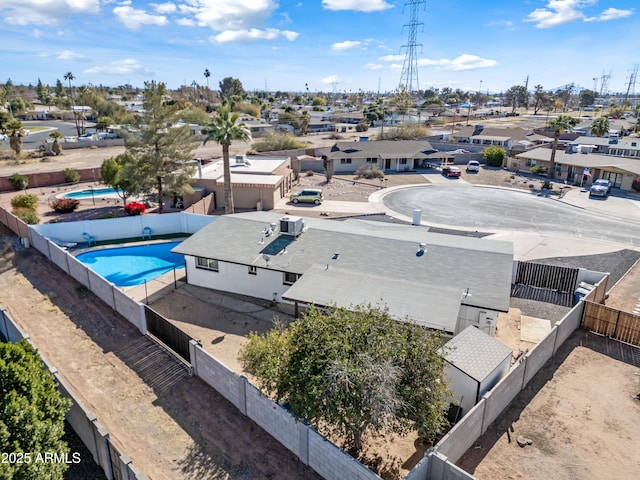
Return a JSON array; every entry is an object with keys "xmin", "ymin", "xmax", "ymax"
[{"xmin": 76, "ymin": 241, "xmax": 184, "ymax": 287}]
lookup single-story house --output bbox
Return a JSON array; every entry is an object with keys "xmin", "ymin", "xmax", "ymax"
[
  {"xmin": 172, "ymin": 212, "xmax": 514, "ymax": 336},
  {"xmin": 569, "ymin": 135, "xmax": 640, "ymax": 157},
  {"xmin": 192, "ymin": 155, "xmax": 295, "ymax": 211},
  {"xmin": 514, "ymin": 146, "xmax": 640, "ymax": 190},
  {"xmin": 317, "ymin": 140, "xmax": 454, "ymax": 173},
  {"xmin": 441, "ymin": 326, "xmax": 513, "ymax": 418}
]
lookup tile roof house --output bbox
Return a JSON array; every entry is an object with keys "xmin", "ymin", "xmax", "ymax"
[{"xmin": 172, "ymin": 212, "xmax": 514, "ymax": 336}]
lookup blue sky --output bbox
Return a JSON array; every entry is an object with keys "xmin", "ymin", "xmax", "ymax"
[{"xmin": 1, "ymin": 1, "xmax": 638, "ymax": 95}]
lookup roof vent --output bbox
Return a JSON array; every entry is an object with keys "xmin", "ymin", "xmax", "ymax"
[{"xmin": 279, "ymin": 216, "xmax": 305, "ymax": 237}]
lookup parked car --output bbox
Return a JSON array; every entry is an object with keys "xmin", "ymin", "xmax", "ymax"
[
  {"xmin": 589, "ymin": 178, "xmax": 612, "ymax": 198},
  {"xmin": 442, "ymin": 166, "xmax": 461, "ymax": 178},
  {"xmin": 0, "ymin": 133, "xmax": 7, "ymax": 141},
  {"xmin": 466, "ymin": 160, "xmax": 480, "ymax": 173},
  {"xmin": 77, "ymin": 133, "xmax": 96, "ymax": 140},
  {"xmin": 290, "ymin": 188, "xmax": 324, "ymax": 205}
]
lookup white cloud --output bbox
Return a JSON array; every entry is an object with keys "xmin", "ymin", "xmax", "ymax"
[
  {"xmin": 113, "ymin": 6, "xmax": 168, "ymax": 29},
  {"xmin": 179, "ymin": 0, "xmax": 278, "ymax": 31},
  {"xmin": 365, "ymin": 63, "xmax": 384, "ymax": 70},
  {"xmin": 585, "ymin": 7, "xmax": 634, "ymax": 22},
  {"xmin": 31, "ymin": 29, "xmax": 42, "ymax": 38},
  {"xmin": 83, "ymin": 58, "xmax": 152, "ymax": 76},
  {"xmin": 322, "ymin": 0, "xmax": 393, "ymax": 12},
  {"xmin": 332, "ymin": 40, "xmax": 361, "ymax": 51},
  {"xmin": 525, "ymin": 0, "xmax": 595, "ymax": 28},
  {"xmin": 378, "ymin": 54, "xmax": 405, "ymax": 62},
  {"xmin": 176, "ymin": 17, "xmax": 196, "ymax": 26},
  {"xmin": 210, "ymin": 28, "xmax": 298, "ymax": 43},
  {"xmin": 418, "ymin": 54, "xmax": 498, "ymax": 71},
  {"xmin": 321, "ymin": 75, "xmax": 339, "ymax": 85},
  {"xmin": 1, "ymin": 0, "xmax": 100, "ymax": 25},
  {"xmin": 56, "ymin": 50, "xmax": 87, "ymax": 61},
  {"xmin": 151, "ymin": 2, "xmax": 177, "ymax": 14}
]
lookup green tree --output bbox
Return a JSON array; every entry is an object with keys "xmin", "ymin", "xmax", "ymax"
[
  {"xmin": 483, "ymin": 145, "xmax": 507, "ymax": 167},
  {"xmin": 547, "ymin": 115, "xmax": 578, "ymax": 179},
  {"xmin": 252, "ymin": 131, "xmax": 306, "ymax": 153},
  {"xmin": 240, "ymin": 304, "xmax": 449, "ymax": 454},
  {"xmin": 54, "ymin": 79, "xmax": 65, "ymax": 98},
  {"xmin": 532, "ymin": 85, "xmax": 550, "ymax": 115},
  {"xmin": 0, "ymin": 340, "xmax": 72, "ymax": 480},
  {"xmin": 100, "ymin": 153, "xmax": 142, "ymax": 208},
  {"xmin": 504, "ymin": 85, "xmax": 528, "ymax": 113},
  {"xmin": 389, "ymin": 86, "xmax": 412, "ymax": 116},
  {"xmin": 590, "ymin": 117, "xmax": 610, "ymax": 137},
  {"xmin": 49, "ymin": 131, "xmax": 64, "ymax": 155},
  {"xmin": 6, "ymin": 119, "xmax": 25, "ymax": 156},
  {"xmin": 219, "ymin": 77, "xmax": 245, "ymax": 103},
  {"xmin": 126, "ymin": 81, "xmax": 199, "ymax": 213},
  {"xmin": 204, "ymin": 106, "xmax": 252, "ymax": 214},
  {"xmin": 579, "ymin": 89, "xmax": 596, "ymax": 107}
]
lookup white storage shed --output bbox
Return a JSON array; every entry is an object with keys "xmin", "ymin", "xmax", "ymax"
[{"xmin": 442, "ymin": 326, "xmax": 513, "ymax": 418}]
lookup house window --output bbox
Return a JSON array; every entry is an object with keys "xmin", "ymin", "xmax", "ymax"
[
  {"xmin": 340, "ymin": 158, "xmax": 352, "ymax": 164},
  {"xmin": 526, "ymin": 159, "xmax": 536, "ymax": 167},
  {"xmin": 366, "ymin": 158, "xmax": 377, "ymax": 163},
  {"xmin": 248, "ymin": 265, "xmax": 257, "ymax": 275},
  {"xmin": 196, "ymin": 257, "xmax": 218, "ymax": 271},
  {"xmin": 283, "ymin": 272, "xmax": 299, "ymax": 285},
  {"xmin": 399, "ymin": 158, "xmax": 407, "ymax": 165}
]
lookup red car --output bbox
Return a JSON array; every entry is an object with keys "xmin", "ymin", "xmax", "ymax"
[{"xmin": 442, "ymin": 166, "xmax": 461, "ymax": 178}]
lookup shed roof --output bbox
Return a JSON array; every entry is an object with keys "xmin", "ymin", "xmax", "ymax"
[{"xmin": 442, "ymin": 326, "xmax": 513, "ymax": 382}]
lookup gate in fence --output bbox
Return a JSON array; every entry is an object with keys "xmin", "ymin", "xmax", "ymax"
[
  {"xmin": 512, "ymin": 261, "xmax": 579, "ymax": 307},
  {"xmin": 582, "ymin": 301, "xmax": 640, "ymax": 346},
  {"xmin": 144, "ymin": 306, "xmax": 193, "ymax": 364}
]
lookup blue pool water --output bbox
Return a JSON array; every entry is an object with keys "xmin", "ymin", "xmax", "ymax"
[
  {"xmin": 76, "ymin": 241, "xmax": 184, "ymax": 287},
  {"xmin": 63, "ymin": 187, "xmax": 120, "ymax": 199}
]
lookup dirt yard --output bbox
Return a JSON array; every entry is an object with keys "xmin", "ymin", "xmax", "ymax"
[
  {"xmin": 457, "ymin": 330, "xmax": 640, "ymax": 480},
  {"xmin": 0, "ymin": 234, "xmax": 322, "ymax": 480}
]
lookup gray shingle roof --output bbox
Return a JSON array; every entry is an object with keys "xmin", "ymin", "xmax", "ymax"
[
  {"xmin": 442, "ymin": 326, "xmax": 513, "ymax": 382},
  {"xmin": 173, "ymin": 212, "xmax": 514, "ymax": 328}
]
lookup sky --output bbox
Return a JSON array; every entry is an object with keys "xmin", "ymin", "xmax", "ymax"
[{"xmin": 1, "ymin": 0, "xmax": 638, "ymax": 96}]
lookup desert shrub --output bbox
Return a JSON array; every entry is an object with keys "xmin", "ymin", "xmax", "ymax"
[
  {"xmin": 252, "ymin": 131, "xmax": 307, "ymax": 152},
  {"xmin": 11, "ymin": 193, "xmax": 38, "ymax": 211},
  {"xmin": 355, "ymin": 122, "xmax": 369, "ymax": 132},
  {"xmin": 50, "ymin": 198, "xmax": 80, "ymax": 213},
  {"xmin": 632, "ymin": 178, "xmax": 640, "ymax": 192},
  {"xmin": 530, "ymin": 165, "xmax": 548, "ymax": 176},
  {"xmin": 355, "ymin": 165, "xmax": 384, "ymax": 179},
  {"xmin": 124, "ymin": 201, "xmax": 146, "ymax": 216},
  {"xmin": 483, "ymin": 145, "xmax": 506, "ymax": 167},
  {"xmin": 305, "ymin": 170, "xmax": 314, "ymax": 177},
  {"xmin": 8, "ymin": 173, "xmax": 28, "ymax": 190},
  {"xmin": 96, "ymin": 211, "xmax": 118, "ymax": 219},
  {"xmin": 63, "ymin": 168, "xmax": 81, "ymax": 184},
  {"xmin": 378, "ymin": 122, "xmax": 429, "ymax": 140},
  {"xmin": 541, "ymin": 180, "xmax": 553, "ymax": 190},
  {"xmin": 13, "ymin": 208, "xmax": 39, "ymax": 224}
]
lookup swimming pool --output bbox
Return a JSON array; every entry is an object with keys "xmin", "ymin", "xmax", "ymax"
[
  {"xmin": 63, "ymin": 187, "xmax": 121, "ymax": 199},
  {"xmin": 76, "ymin": 241, "xmax": 185, "ymax": 287}
]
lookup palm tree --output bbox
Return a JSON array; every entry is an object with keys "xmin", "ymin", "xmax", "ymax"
[
  {"xmin": 546, "ymin": 115, "xmax": 578, "ymax": 179},
  {"xmin": 590, "ymin": 117, "xmax": 610, "ymax": 137},
  {"xmin": 203, "ymin": 107, "xmax": 252, "ymax": 214},
  {"xmin": 204, "ymin": 68, "xmax": 211, "ymax": 103},
  {"xmin": 6, "ymin": 119, "xmax": 25, "ymax": 156},
  {"xmin": 48, "ymin": 131, "xmax": 64, "ymax": 155},
  {"xmin": 64, "ymin": 72, "xmax": 81, "ymax": 135}
]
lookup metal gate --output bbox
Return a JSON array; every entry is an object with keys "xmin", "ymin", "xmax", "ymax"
[
  {"xmin": 512, "ymin": 261, "xmax": 579, "ymax": 307},
  {"xmin": 144, "ymin": 306, "xmax": 193, "ymax": 364}
]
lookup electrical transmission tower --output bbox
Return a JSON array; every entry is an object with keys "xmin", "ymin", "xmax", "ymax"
[
  {"xmin": 399, "ymin": 0, "xmax": 426, "ymax": 94},
  {"xmin": 623, "ymin": 64, "xmax": 638, "ymax": 104},
  {"xmin": 599, "ymin": 70, "xmax": 611, "ymax": 97}
]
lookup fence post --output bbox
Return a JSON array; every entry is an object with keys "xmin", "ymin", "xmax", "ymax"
[{"xmin": 612, "ymin": 309, "xmax": 621, "ymax": 339}]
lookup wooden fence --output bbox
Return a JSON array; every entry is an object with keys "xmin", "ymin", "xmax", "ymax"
[{"xmin": 582, "ymin": 301, "xmax": 640, "ymax": 346}]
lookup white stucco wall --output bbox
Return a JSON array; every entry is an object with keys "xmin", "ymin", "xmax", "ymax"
[
  {"xmin": 456, "ymin": 305, "xmax": 499, "ymax": 336},
  {"xmin": 478, "ymin": 356, "xmax": 511, "ymax": 399},
  {"xmin": 185, "ymin": 257, "xmax": 293, "ymax": 302}
]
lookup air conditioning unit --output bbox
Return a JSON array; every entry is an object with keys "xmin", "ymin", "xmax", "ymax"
[{"xmin": 280, "ymin": 216, "xmax": 305, "ymax": 237}]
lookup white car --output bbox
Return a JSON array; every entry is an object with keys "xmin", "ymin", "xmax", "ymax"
[
  {"xmin": 0, "ymin": 133, "xmax": 7, "ymax": 141},
  {"xmin": 466, "ymin": 160, "xmax": 480, "ymax": 173}
]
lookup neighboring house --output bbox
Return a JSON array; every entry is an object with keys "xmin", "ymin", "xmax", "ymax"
[
  {"xmin": 192, "ymin": 155, "xmax": 295, "ymax": 211},
  {"xmin": 514, "ymin": 146, "xmax": 640, "ymax": 190},
  {"xmin": 445, "ymin": 125, "xmax": 554, "ymax": 155},
  {"xmin": 172, "ymin": 212, "xmax": 514, "ymax": 336},
  {"xmin": 569, "ymin": 136, "xmax": 640, "ymax": 157},
  {"xmin": 440, "ymin": 326, "xmax": 513, "ymax": 418},
  {"xmin": 317, "ymin": 140, "xmax": 454, "ymax": 173}
]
